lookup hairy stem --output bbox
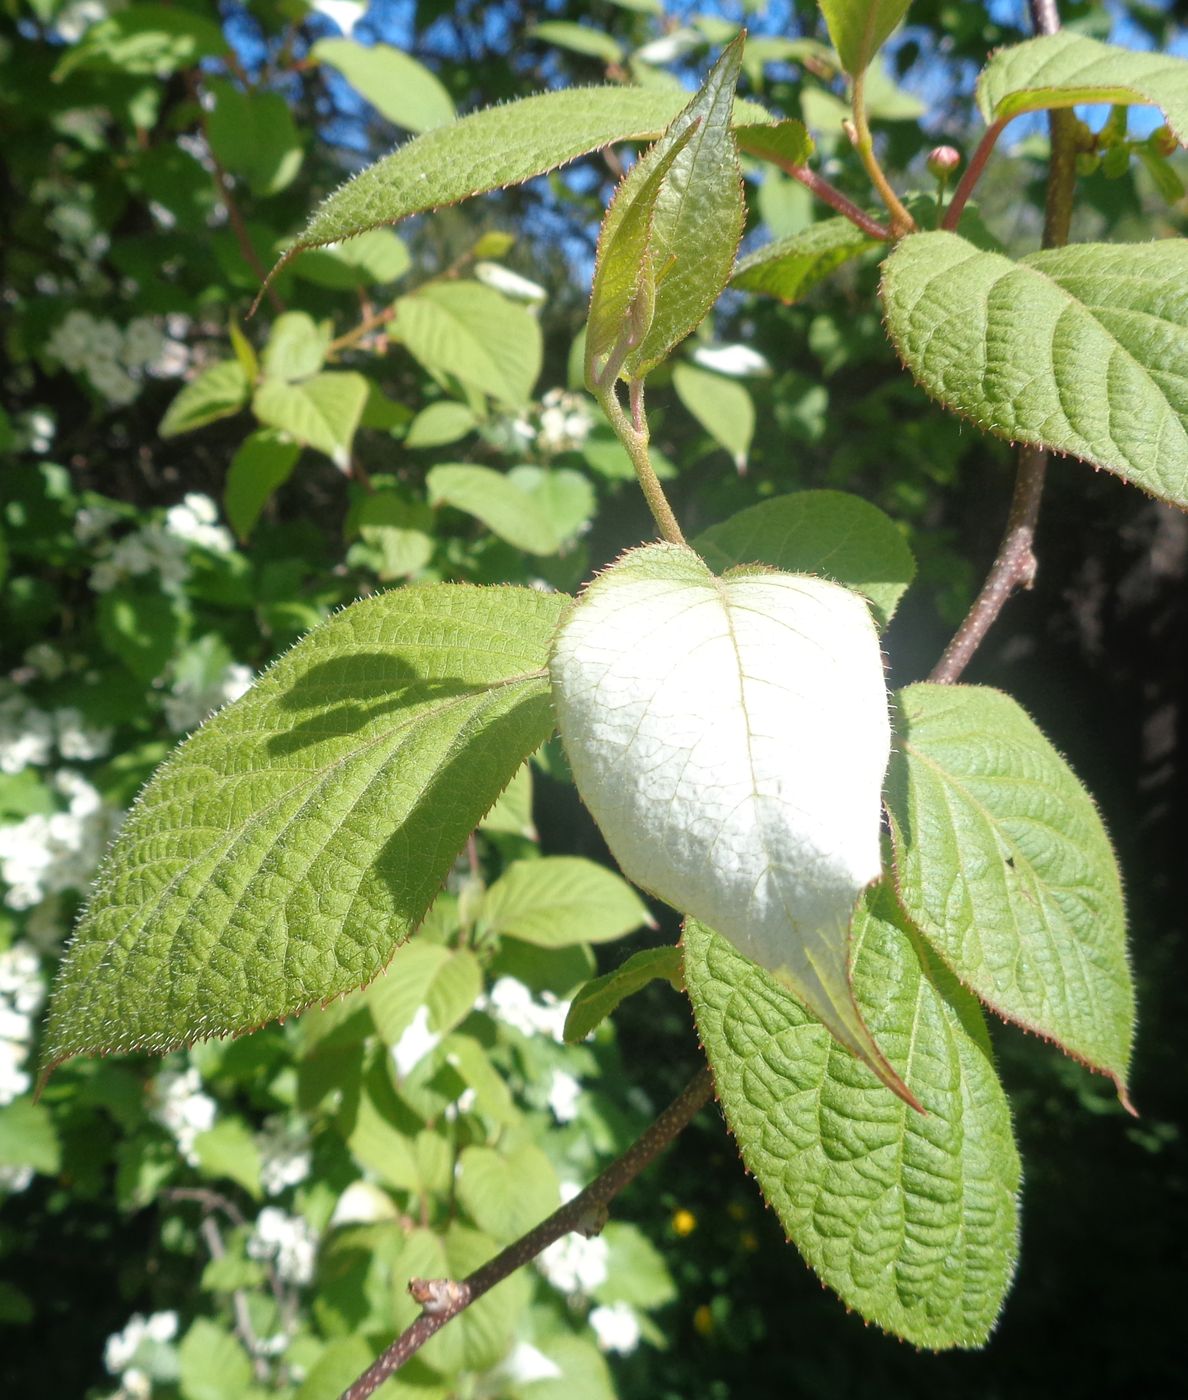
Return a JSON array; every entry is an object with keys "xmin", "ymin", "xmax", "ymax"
[
  {"xmin": 930, "ymin": 0, "xmax": 1073, "ymax": 684},
  {"xmin": 850, "ymin": 70, "xmax": 916, "ymax": 237},
  {"xmin": 941, "ymin": 118, "xmax": 1008, "ymax": 232},
  {"xmin": 339, "ymin": 1068, "xmax": 715, "ymax": 1400},
  {"xmin": 599, "ymin": 380, "xmax": 686, "ymax": 546}
]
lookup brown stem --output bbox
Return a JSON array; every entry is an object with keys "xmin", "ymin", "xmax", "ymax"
[
  {"xmin": 929, "ymin": 446, "xmax": 1047, "ymax": 683},
  {"xmin": 339, "ymin": 1069, "xmax": 715, "ymax": 1400},
  {"xmin": 931, "ymin": 0, "xmax": 1074, "ymax": 685},
  {"xmin": 185, "ymin": 74, "xmax": 286, "ymax": 315},
  {"xmin": 775, "ymin": 160, "xmax": 891, "ymax": 241},
  {"xmin": 941, "ymin": 118, "xmax": 1008, "ymax": 232}
]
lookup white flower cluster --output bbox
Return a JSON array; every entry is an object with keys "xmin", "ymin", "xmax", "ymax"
[
  {"xmin": 490, "ymin": 387, "xmax": 595, "ymax": 459},
  {"xmin": 163, "ymin": 660, "xmax": 253, "ymax": 735},
  {"xmin": 546, "ymin": 1068, "xmax": 582, "ymax": 1123},
  {"xmin": 103, "ymin": 1308, "xmax": 177, "ymax": 1400},
  {"xmin": 248, "ymin": 1206, "xmax": 319, "ymax": 1286},
  {"xmin": 46, "ymin": 310, "xmax": 186, "ymax": 407},
  {"xmin": 537, "ymin": 1229, "xmax": 609, "ymax": 1296},
  {"xmin": 257, "ymin": 1116, "xmax": 313, "ymax": 1196},
  {"xmin": 0, "ymin": 944, "xmax": 45, "ymax": 1120},
  {"xmin": 148, "ymin": 1065, "xmax": 216, "ymax": 1167},
  {"xmin": 84, "ymin": 493, "xmax": 234, "ymax": 596},
  {"xmin": 0, "ymin": 770, "xmax": 114, "ymax": 911},
  {"xmin": 536, "ymin": 389, "xmax": 594, "ymax": 456},
  {"xmin": 0, "ymin": 692, "xmax": 54, "ymax": 774},
  {"xmin": 53, "ymin": 0, "xmax": 123, "ymax": 45},
  {"xmin": 479, "ymin": 976, "xmax": 570, "ymax": 1042},
  {"xmin": 589, "ymin": 1301, "xmax": 642, "ymax": 1355},
  {"xmin": 0, "ymin": 692, "xmax": 112, "ymax": 774},
  {"xmin": 390, "ymin": 1004, "xmax": 440, "ymax": 1078}
]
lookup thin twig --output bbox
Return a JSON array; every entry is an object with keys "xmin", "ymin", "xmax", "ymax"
[
  {"xmin": 339, "ymin": 1068, "xmax": 715, "ymax": 1400},
  {"xmin": 850, "ymin": 69, "xmax": 916, "ymax": 236},
  {"xmin": 941, "ymin": 118, "xmax": 1008, "ymax": 232},
  {"xmin": 163, "ymin": 1187, "xmax": 290, "ymax": 1385},
  {"xmin": 185, "ymin": 74, "xmax": 286, "ymax": 315},
  {"xmin": 930, "ymin": 0, "xmax": 1073, "ymax": 684},
  {"xmin": 775, "ymin": 160, "xmax": 891, "ymax": 240},
  {"xmin": 197, "ymin": 1215, "xmax": 273, "ymax": 1384}
]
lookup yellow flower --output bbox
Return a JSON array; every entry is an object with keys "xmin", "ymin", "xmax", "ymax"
[
  {"xmin": 671, "ymin": 1207, "xmax": 697, "ymax": 1236},
  {"xmin": 693, "ymin": 1303, "xmax": 714, "ymax": 1337}
]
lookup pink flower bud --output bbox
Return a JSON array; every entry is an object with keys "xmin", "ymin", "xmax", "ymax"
[{"xmin": 927, "ymin": 146, "xmax": 961, "ymax": 180}]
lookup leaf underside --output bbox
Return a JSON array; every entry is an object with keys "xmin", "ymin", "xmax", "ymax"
[
  {"xmin": 685, "ymin": 888, "xmax": 1021, "ymax": 1351},
  {"xmin": 977, "ymin": 31, "xmax": 1188, "ymax": 143},
  {"xmin": 43, "ymin": 584, "xmax": 565, "ymax": 1074},
  {"xmin": 550, "ymin": 542, "xmax": 915, "ymax": 1106}
]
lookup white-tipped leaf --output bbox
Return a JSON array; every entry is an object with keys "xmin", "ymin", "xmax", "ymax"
[{"xmin": 549, "ymin": 543, "xmax": 916, "ymax": 1106}]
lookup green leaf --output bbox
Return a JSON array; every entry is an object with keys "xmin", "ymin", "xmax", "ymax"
[
  {"xmin": 294, "ymin": 230, "xmax": 412, "ymax": 291},
  {"xmin": 42, "ymin": 584, "xmax": 566, "ymax": 1074},
  {"xmin": 456, "ymin": 1143, "xmax": 560, "ymax": 1240},
  {"xmin": 159, "ymin": 361, "xmax": 250, "ymax": 438},
  {"xmin": 732, "ymin": 217, "xmax": 880, "ymax": 302},
  {"xmin": 347, "ymin": 1065, "xmax": 421, "ymax": 1189},
  {"xmin": 530, "ymin": 22, "xmax": 624, "ymax": 65},
  {"xmin": 880, "ymin": 232, "xmax": 1188, "ymax": 507},
  {"xmin": 672, "ymin": 363, "xmax": 754, "ymax": 471},
  {"xmin": 550, "ymin": 542, "xmax": 914, "ymax": 1105},
  {"xmin": 261, "ymin": 312, "xmax": 331, "ymax": 382},
  {"xmin": 977, "ymin": 32, "xmax": 1188, "ymax": 143},
  {"xmin": 405, "ymin": 401, "xmax": 478, "ymax": 449},
  {"xmin": 428, "ymin": 464, "xmax": 582, "ymax": 555},
  {"xmin": 313, "ymin": 38, "xmax": 456, "ymax": 133},
  {"xmin": 886, "ymin": 683, "xmax": 1134, "ymax": 1102},
  {"xmin": 594, "ymin": 1220, "xmax": 676, "ymax": 1308},
  {"xmin": 253, "ymin": 372, "xmax": 370, "ymax": 469},
  {"xmin": 296, "ymin": 1339, "xmax": 429, "ymax": 1400},
  {"xmin": 393, "ymin": 283, "xmax": 542, "ymax": 407},
  {"xmin": 684, "ymin": 884, "xmax": 1021, "ymax": 1349},
  {"xmin": 819, "ymin": 1, "xmax": 912, "ymax": 78},
  {"xmin": 623, "ymin": 36, "xmax": 747, "ymax": 377},
  {"xmin": 354, "ymin": 492, "xmax": 434, "ymax": 580},
  {"xmin": 179, "ymin": 1319, "xmax": 253, "ymax": 1400},
  {"xmin": 586, "ymin": 125, "xmax": 698, "ymax": 387},
  {"xmin": 506, "ymin": 465, "xmax": 595, "ymax": 544},
  {"xmin": 732, "ymin": 118, "xmax": 815, "ymax": 167},
  {"xmin": 191, "ymin": 1118, "xmax": 263, "ymax": 1199},
  {"xmin": 479, "ymin": 761, "xmax": 535, "ymax": 838},
  {"xmin": 481, "ymin": 856, "xmax": 653, "ymax": 948},
  {"xmin": 224, "ymin": 430, "xmax": 301, "ymax": 541},
  {"xmin": 206, "ymin": 79, "xmax": 303, "ymax": 197},
  {"xmin": 693, "ymin": 488, "xmax": 915, "ymax": 628},
  {"xmin": 368, "ymin": 943, "xmax": 483, "ymax": 1044},
  {"xmin": 564, "ymin": 945, "xmax": 683, "ymax": 1041},
  {"xmin": 53, "ymin": 4, "xmax": 228, "ymax": 79},
  {"xmin": 272, "ymin": 85, "xmax": 772, "ymax": 277},
  {"xmin": 0, "ymin": 1098, "xmax": 61, "ymax": 1175},
  {"xmin": 98, "ymin": 586, "xmax": 185, "ymax": 682}
]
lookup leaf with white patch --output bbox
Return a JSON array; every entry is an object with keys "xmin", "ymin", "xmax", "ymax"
[{"xmin": 550, "ymin": 542, "xmax": 914, "ymax": 1105}]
